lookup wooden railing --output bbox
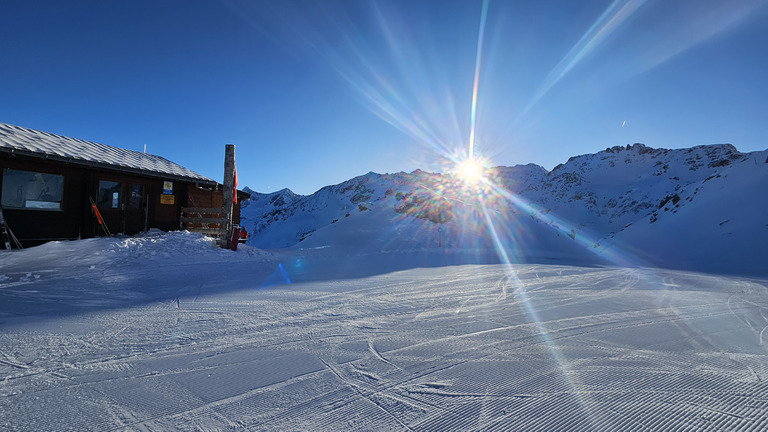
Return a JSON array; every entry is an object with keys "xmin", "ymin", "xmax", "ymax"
[{"xmin": 180, "ymin": 207, "xmax": 225, "ymax": 239}]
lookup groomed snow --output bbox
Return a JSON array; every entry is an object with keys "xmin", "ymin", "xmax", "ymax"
[{"xmin": 1, "ymin": 231, "xmax": 767, "ymax": 431}]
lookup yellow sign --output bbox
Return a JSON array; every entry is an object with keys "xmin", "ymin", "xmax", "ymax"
[{"xmin": 160, "ymin": 194, "xmax": 175, "ymax": 205}]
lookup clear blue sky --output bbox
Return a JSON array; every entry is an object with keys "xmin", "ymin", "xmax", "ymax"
[{"xmin": 2, "ymin": 0, "xmax": 766, "ymax": 195}]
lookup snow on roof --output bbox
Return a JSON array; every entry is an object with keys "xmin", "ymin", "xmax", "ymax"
[{"xmin": 0, "ymin": 122, "xmax": 216, "ymax": 185}]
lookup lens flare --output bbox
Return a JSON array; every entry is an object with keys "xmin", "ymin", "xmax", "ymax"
[
  {"xmin": 468, "ymin": 0, "xmax": 490, "ymax": 160},
  {"xmin": 512, "ymin": 0, "xmax": 648, "ymax": 126}
]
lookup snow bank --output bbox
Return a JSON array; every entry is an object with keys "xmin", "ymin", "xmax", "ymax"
[{"xmin": 2, "ymin": 230, "xmax": 258, "ymax": 275}]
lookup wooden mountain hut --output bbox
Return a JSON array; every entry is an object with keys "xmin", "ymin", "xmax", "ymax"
[{"xmin": 0, "ymin": 122, "xmax": 247, "ymax": 248}]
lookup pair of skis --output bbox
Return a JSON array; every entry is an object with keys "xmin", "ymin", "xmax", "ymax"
[
  {"xmin": 0, "ymin": 206, "xmax": 11, "ymax": 250},
  {"xmin": 89, "ymin": 196, "xmax": 111, "ymax": 236},
  {"xmin": 0, "ymin": 206, "xmax": 21, "ymax": 250}
]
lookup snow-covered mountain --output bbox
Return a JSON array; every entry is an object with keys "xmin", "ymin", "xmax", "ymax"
[{"xmin": 241, "ymin": 143, "xmax": 768, "ymax": 276}]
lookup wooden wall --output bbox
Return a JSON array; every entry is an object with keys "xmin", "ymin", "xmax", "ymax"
[
  {"xmin": 0, "ymin": 153, "xmax": 209, "ymax": 247},
  {"xmin": 187, "ymin": 186, "xmax": 244, "ymax": 226}
]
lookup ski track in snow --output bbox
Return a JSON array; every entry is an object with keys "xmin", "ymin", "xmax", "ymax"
[{"xmin": 1, "ymin": 244, "xmax": 768, "ymax": 431}]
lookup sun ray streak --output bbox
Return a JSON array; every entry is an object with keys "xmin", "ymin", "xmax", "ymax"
[
  {"xmin": 468, "ymin": 0, "xmax": 490, "ymax": 160},
  {"xmin": 328, "ymin": 45, "xmax": 452, "ymax": 155},
  {"xmin": 632, "ymin": 0, "xmax": 767, "ymax": 75},
  {"xmin": 515, "ymin": 0, "xmax": 648, "ymax": 123},
  {"xmin": 477, "ymin": 196, "xmax": 600, "ymax": 428},
  {"xmin": 484, "ymin": 180, "xmax": 646, "ymax": 268}
]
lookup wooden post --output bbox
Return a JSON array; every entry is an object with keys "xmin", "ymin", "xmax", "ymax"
[{"xmin": 221, "ymin": 144, "xmax": 235, "ymax": 248}]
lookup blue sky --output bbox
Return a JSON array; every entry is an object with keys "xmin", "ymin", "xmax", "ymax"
[{"xmin": 1, "ymin": 0, "xmax": 766, "ymax": 195}]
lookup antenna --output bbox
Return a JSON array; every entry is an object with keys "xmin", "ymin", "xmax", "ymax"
[{"xmin": 143, "ymin": 144, "xmax": 147, "ymax": 153}]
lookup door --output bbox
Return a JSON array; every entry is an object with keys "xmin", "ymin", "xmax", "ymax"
[
  {"xmin": 124, "ymin": 183, "xmax": 147, "ymax": 234},
  {"xmin": 96, "ymin": 180, "xmax": 122, "ymax": 235},
  {"xmin": 96, "ymin": 180, "xmax": 148, "ymax": 235}
]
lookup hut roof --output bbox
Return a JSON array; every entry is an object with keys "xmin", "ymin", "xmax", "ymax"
[{"xmin": 0, "ymin": 122, "xmax": 216, "ymax": 185}]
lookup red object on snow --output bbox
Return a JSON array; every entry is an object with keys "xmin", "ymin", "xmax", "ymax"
[{"xmin": 238, "ymin": 228, "xmax": 247, "ymax": 244}]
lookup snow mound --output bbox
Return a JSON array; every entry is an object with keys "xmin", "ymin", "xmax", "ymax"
[{"xmin": 1, "ymin": 230, "xmax": 262, "ymax": 281}]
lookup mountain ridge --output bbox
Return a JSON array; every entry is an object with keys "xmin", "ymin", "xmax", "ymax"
[{"xmin": 240, "ymin": 143, "xmax": 768, "ymax": 276}]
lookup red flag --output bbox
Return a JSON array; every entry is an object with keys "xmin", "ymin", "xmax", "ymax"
[{"xmin": 232, "ymin": 164, "xmax": 238, "ymax": 203}]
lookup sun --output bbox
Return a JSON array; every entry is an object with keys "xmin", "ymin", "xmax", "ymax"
[{"xmin": 456, "ymin": 157, "xmax": 484, "ymax": 183}]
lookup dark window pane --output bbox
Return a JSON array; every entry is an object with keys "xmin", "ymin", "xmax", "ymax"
[
  {"xmin": 1, "ymin": 169, "xmax": 64, "ymax": 210},
  {"xmin": 98, "ymin": 181, "xmax": 121, "ymax": 208}
]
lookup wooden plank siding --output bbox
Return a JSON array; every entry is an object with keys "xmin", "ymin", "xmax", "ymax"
[
  {"xmin": 0, "ymin": 153, "xmax": 214, "ymax": 247},
  {"xmin": 181, "ymin": 186, "xmax": 247, "ymax": 240},
  {"xmin": 180, "ymin": 207, "xmax": 224, "ymax": 238}
]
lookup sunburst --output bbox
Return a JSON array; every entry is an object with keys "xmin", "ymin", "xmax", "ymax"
[{"xmin": 455, "ymin": 157, "xmax": 485, "ymax": 184}]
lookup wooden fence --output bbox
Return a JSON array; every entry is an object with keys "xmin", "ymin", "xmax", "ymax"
[{"xmin": 180, "ymin": 207, "xmax": 226, "ymax": 241}]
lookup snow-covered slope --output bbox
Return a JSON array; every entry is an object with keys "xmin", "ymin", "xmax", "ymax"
[
  {"xmin": 600, "ymin": 148, "xmax": 768, "ymax": 274},
  {"xmin": 242, "ymin": 143, "xmax": 768, "ymax": 275},
  {"xmin": 2, "ymin": 231, "xmax": 768, "ymax": 431}
]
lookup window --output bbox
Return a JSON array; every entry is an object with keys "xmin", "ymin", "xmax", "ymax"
[
  {"xmin": 1, "ymin": 169, "xmax": 64, "ymax": 210},
  {"xmin": 97, "ymin": 181, "xmax": 121, "ymax": 208}
]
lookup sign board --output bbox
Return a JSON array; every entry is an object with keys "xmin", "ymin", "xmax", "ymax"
[
  {"xmin": 163, "ymin": 181, "xmax": 173, "ymax": 195},
  {"xmin": 160, "ymin": 194, "xmax": 175, "ymax": 205}
]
